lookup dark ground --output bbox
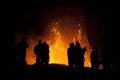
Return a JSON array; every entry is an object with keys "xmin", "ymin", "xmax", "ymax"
[{"xmin": 7, "ymin": 64, "xmax": 118, "ymax": 80}]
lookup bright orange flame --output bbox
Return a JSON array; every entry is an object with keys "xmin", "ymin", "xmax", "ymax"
[
  {"xmin": 14, "ymin": 15, "xmax": 92, "ymax": 67},
  {"xmin": 48, "ymin": 27, "xmax": 68, "ymax": 64},
  {"xmin": 23, "ymin": 21, "xmax": 92, "ymax": 67}
]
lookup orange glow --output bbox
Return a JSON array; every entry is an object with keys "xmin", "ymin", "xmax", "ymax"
[
  {"xmin": 16, "ymin": 18, "xmax": 92, "ymax": 67},
  {"xmin": 48, "ymin": 27, "xmax": 68, "ymax": 64}
]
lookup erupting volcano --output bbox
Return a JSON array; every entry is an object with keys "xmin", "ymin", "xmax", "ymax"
[
  {"xmin": 7, "ymin": 1, "xmax": 118, "ymax": 80},
  {"xmin": 15, "ymin": 16, "xmax": 92, "ymax": 67}
]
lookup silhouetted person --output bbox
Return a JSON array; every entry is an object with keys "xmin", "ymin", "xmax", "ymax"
[
  {"xmin": 11, "ymin": 43, "xmax": 17, "ymax": 71},
  {"xmin": 67, "ymin": 43, "xmax": 75, "ymax": 68},
  {"xmin": 75, "ymin": 41, "xmax": 86, "ymax": 68},
  {"xmin": 75, "ymin": 41, "xmax": 81, "ymax": 68},
  {"xmin": 34, "ymin": 40, "xmax": 42, "ymax": 64},
  {"xmin": 100, "ymin": 46, "xmax": 111, "ymax": 71},
  {"xmin": 41, "ymin": 42, "xmax": 49, "ymax": 66},
  {"xmin": 81, "ymin": 47, "xmax": 86, "ymax": 68},
  {"xmin": 8, "ymin": 39, "xmax": 17, "ymax": 71},
  {"xmin": 16, "ymin": 36, "xmax": 29, "ymax": 70},
  {"xmin": 90, "ymin": 47, "xmax": 100, "ymax": 69}
]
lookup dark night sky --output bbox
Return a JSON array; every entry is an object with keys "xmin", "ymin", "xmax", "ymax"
[
  {"xmin": 7, "ymin": 0, "xmax": 118, "ymax": 47},
  {"xmin": 2, "ymin": 0, "xmax": 119, "ymax": 71},
  {"xmin": 8, "ymin": 0, "xmax": 117, "ymax": 37},
  {"xmin": 11, "ymin": 0, "xmax": 96, "ymax": 30}
]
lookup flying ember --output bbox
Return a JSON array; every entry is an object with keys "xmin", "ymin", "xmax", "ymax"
[{"xmin": 16, "ymin": 17, "xmax": 92, "ymax": 67}]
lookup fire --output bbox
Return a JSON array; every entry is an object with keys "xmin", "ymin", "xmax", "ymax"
[
  {"xmin": 48, "ymin": 27, "xmax": 68, "ymax": 64},
  {"xmin": 16, "ymin": 20, "xmax": 92, "ymax": 67}
]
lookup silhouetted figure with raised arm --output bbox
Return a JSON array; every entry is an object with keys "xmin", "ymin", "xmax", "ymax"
[
  {"xmin": 16, "ymin": 36, "xmax": 29, "ymax": 70},
  {"xmin": 41, "ymin": 42, "xmax": 50, "ymax": 66},
  {"xmin": 67, "ymin": 43, "xmax": 75, "ymax": 68},
  {"xmin": 34, "ymin": 40, "xmax": 42, "ymax": 64},
  {"xmin": 90, "ymin": 47, "xmax": 100, "ymax": 69}
]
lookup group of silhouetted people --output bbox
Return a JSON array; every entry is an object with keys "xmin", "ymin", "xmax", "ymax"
[
  {"xmin": 67, "ymin": 41, "xmax": 86, "ymax": 68},
  {"xmin": 67, "ymin": 41, "xmax": 111, "ymax": 70},
  {"xmin": 90, "ymin": 45, "xmax": 113, "ymax": 71},
  {"xmin": 34, "ymin": 40, "xmax": 49, "ymax": 66},
  {"xmin": 11, "ymin": 36, "xmax": 50, "ymax": 71},
  {"xmin": 10, "ymin": 35, "xmax": 114, "ymax": 72}
]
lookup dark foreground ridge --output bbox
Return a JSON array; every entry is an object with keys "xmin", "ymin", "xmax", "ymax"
[{"xmin": 7, "ymin": 63, "xmax": 118, "ymax": 80}]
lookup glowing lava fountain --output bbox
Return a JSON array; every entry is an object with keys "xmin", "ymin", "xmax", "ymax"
[{"xmin": 16, "ymin": 20, "xmax": 92, "ymax": 67}]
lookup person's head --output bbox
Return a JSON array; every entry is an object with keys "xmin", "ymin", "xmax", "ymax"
[
  {"xmin": 70, "ymin": 43, "xmax": 74, "ymax": 48},
  {"xmin": 38, "ymin": 40, "xmax": 41, "ymax": 44},
  {"xmin": 76, "ymin": 41, "xmax": 80, "ymax": 47},
  {"xmin": 43, "ymin": 42, "xmax": 47, "ymax": 45}
]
